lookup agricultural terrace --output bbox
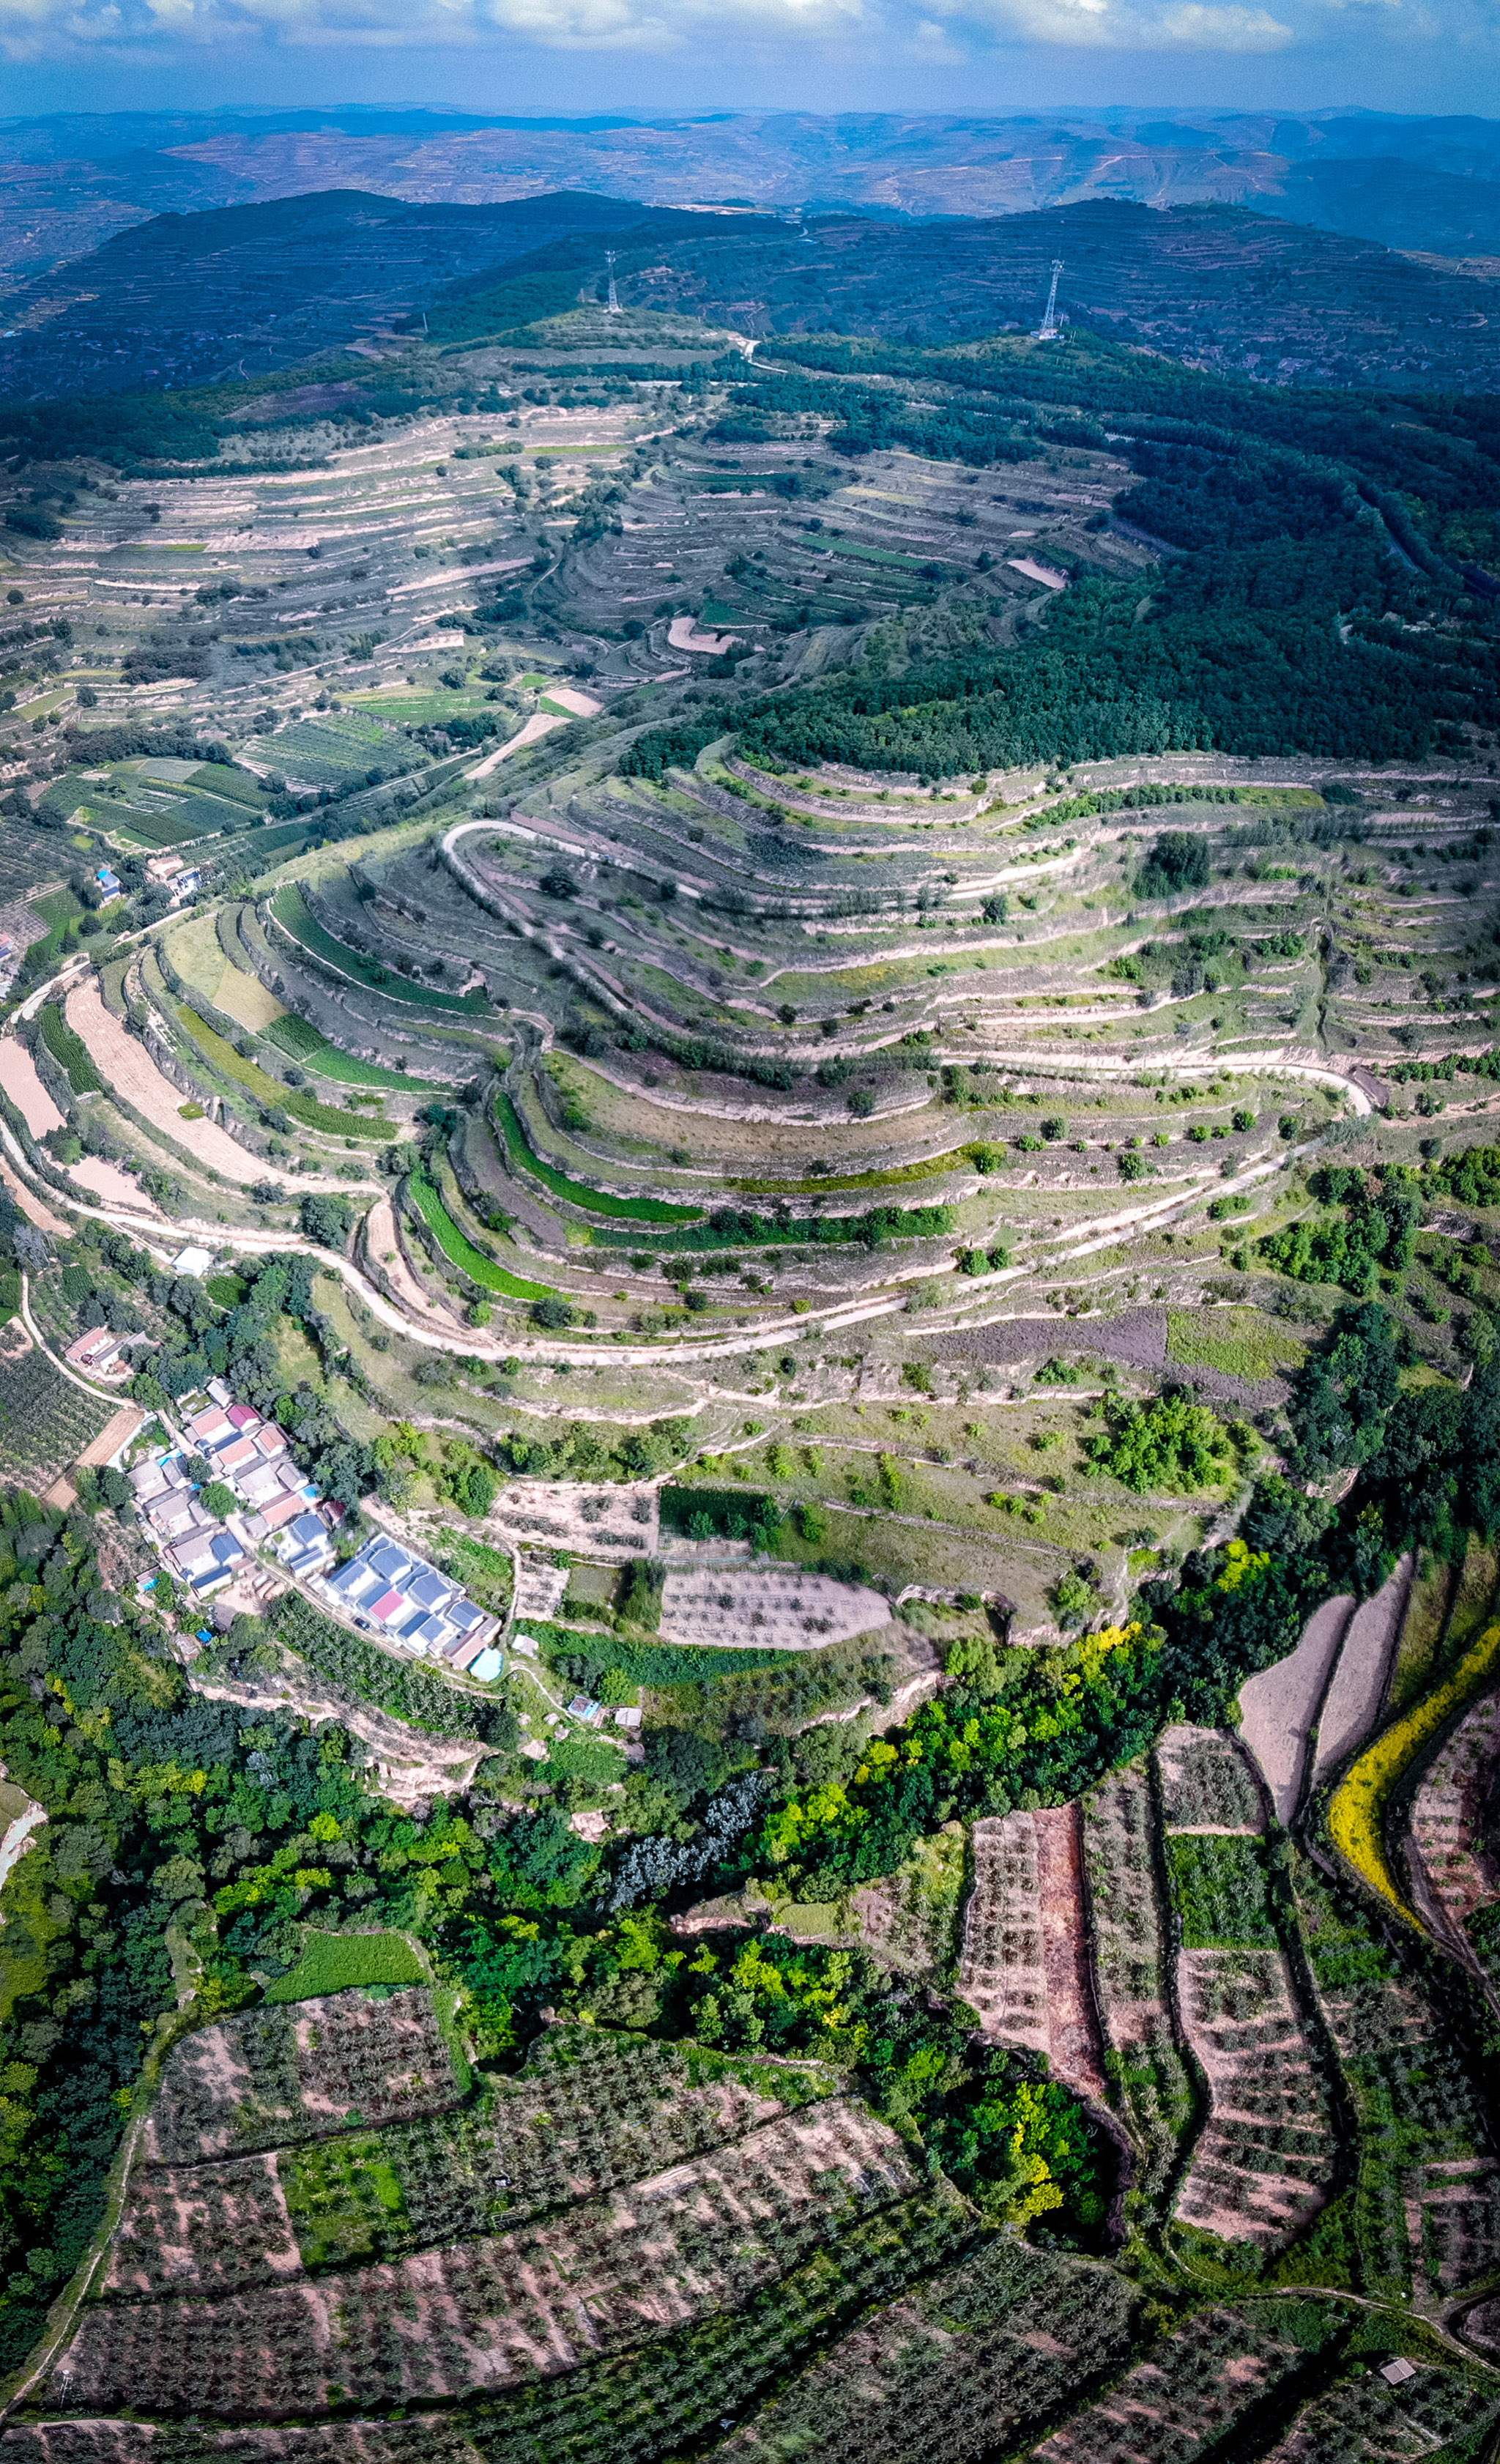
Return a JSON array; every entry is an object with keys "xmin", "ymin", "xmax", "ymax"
[{"xmin": 0, "ymin": 280, "xmax": 1499, "ymax": 2464}]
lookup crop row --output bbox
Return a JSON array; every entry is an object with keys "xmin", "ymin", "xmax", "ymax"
[
  {"xmin": 141, "ymin": 1986, "xmax": 464, "ymax": 2169},
  {"xmin": 405, "ymin": 1170, "xmax": 557, "ymax": 1301},
  {"xmin": 1085, "ymin": 1770, "xmax": 1196, "ymax": 2214},
  {"xmin": 496, "ymin": 1089, "xmax": 702, "ymax": 1224},
  {"xmin": 267, "ymin": 1009, "xmax": 444, "ymax": 1091},
  {"xmin": 705, "ymin": 2233, "xmax": 1140, "ymax": 2464},
  {"xmin": 461, "ymin": 2186, "xmax": 977, "ymax": 2464},
  {"xmin": 38, "ymin": 1001, "xmax": 103, "ymax": 1094},
  {"xmin": 1032, "ymin": 2303, "xmax": 1308, "ymax": 2464},
  {"xmin": 173, "ymin": 1004, "xmax": 390, "ymax": 1140},
  {"xmin": 272, "ymin": 1591, "xmax": 504, "ymax": 1742},
  {"xmin": 957, "ymin": 1811, "xmax": 1050, "ymax": 2052},
  {"xmin": 271, "ymin": 886, "xmax": 483, "ymax": 1013},
  {"xmin": 1156, "ymin": 1725, "xmax": 1263, "ymax": 1833},
  {"xmin": 1331, "ymin": 1617, "xmax": 1500, "ymax": 1921},
  {"xmin": 1172, "ymin": 1944, "xmax": 1337, "ymax": 2248},
  {"xmin": 1293, "ymin": 1855, "xmax": 1490, "ymax": 2298},
  {"xmin": 281, "ymin": 2029, "xmax": 812, "ymax": 2272},
  {"xmin": 0, "ymin": 1349, "xmax": 114, "ymax": 1477},
  {"xmin": 111, "ymin": 2028, "xmax": 823, "ymax": 2298},
  {"xmin": 62, "ymin": 2101, "xmax": 918, "ymax": 2419}
]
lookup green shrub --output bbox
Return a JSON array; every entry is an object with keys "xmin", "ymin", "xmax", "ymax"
[
  {"xmin": 658, "ymin": 1485, "xmax": 782, "ymax": 1541},
  {"xmin": 1086, "ymin": 1392, "xmax": 1235, "ymax": 1494},
  {"xmin": 1137, "ymin": 831, "xmax": 1210, "ymax": 900},
  {"xmin": 39, "ymin": 1004, "xmax": 102, "ymax": 1095}
]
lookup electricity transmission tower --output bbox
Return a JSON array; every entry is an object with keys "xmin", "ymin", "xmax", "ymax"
[
  {"xmin": 605, "ymin": 252, "xmax": 622, "ymax": 314},
  {"xmin": 1037, "ymin": 260, "xmax": 1064, "ymax": 341}
]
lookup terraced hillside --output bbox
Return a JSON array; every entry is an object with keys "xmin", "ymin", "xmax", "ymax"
[
  {"xmin": 3, "ymin": 246, "xmax": 1500, "ymax": 2464},
  {"xmin": 8, "ymin": 327, "xmax": 1499, "ymax": 1626}
]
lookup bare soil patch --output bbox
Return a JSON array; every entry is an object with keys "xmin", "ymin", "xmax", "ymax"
[
  {"xmin": 76, "ymin": 1405, "xmax": 146, "ymax": 1471},
  {"xmin": 660, "ymin": 1565, "xmax": 890, "ymax": 1652},
  {"xmin": 1312, "ymin": 1554, "xmax": 1412, "ymax": 1784},
  {"xmin": 65, "ymin": 978, "xmax": 259, "ymax": 1186},
  {"xmin": 1033, "ymin": 1803, "xmax": 1110, "ymax": 2105},
  {"xmin": 0, "ymin": 1039, "xmax": 62, "ymax": 1138},
  {"xmin": 1239, "ymin": 1595, "xmax": 1352, "ymax": 1826},
  {"xmin": 0, "ymin": 1157, "xmax": 68, "ymax": 1235},
  {"xmin": 69, "ymin": 1155, "xmax": 163, "ymax": 1215}
]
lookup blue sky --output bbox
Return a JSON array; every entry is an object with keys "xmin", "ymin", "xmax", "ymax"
[{"xmin": 1, "ymin": 0, "xmax": 1496, "ymax": 130}]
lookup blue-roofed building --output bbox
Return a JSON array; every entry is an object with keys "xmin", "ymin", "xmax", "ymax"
[
  {"xmin": 327, "ymin": 1558, "xmax": 379, "ymax": 1600},
  {"xmin": 278, "ymin": 1513, "xmax": 335, "ymax": 1581},
  {"xmin": 313, "ymin": 1531, "xmax": 501, "ymax": 1666}
]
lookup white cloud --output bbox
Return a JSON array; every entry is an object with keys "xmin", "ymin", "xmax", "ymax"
[
  {"xmin": 1153, "ymin": 0, "xmax": 1293, "ymax": 39},
  {"xmin": 0, "ymin": 0, "xmax": 866, "ymax": 51},
  {"xmin": 909, "ymin": 10, "xmax": 968, "ymax": 48},
  {"xmin": 948, "ymin": 0, "xmax": 1293, "ymax": 44},
  {"xmin": 0, "ymin": 0, "xmax": 1460, "ymax": 61}
]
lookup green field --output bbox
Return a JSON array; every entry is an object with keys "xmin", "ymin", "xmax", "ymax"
[
  {"xmin": 1165, "ymin": 1309, "xmax": 1307, "ymax": 1381},
  {"xmin": 496, "ymin": 1091, "xmax": 702, "ymax": 1225},
  {"xmin": 546, "ymin": 1731, "xmax": 628, "ymax": 1783},
  {"xmin": 39, "ymin": 1003, "xmax": 103, "ymax": 1095},
  {"xmin": 517, "ymin": 1617, "xmax": 801, "ymax": 1688},
  {"xmin": 186, "ymin": 762, "xmax": 267, "ymax": 809},
  {"xmin": 265, "ymin": 1929, "xmax": 426, "ymax": 2003},
  {"xmin": 176, "ymin": 1007, "xmax": 390, "ymax": 1140},
  {"xmin": 408, "ymin": 1170, "xmax": 558, "ymax": 1300},
  {"xmin": 272, "ymin": 886, "xmax": 486, "ymax": 1014},
  {"xmin": 267, "ymin": 1013, "xmax": 445, "ymax": 1092}
]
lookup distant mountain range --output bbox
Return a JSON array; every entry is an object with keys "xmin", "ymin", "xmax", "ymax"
[
  {"xmin": 7, "ymin": 185, "xmax": 1500, "ymax": 406},
  {"xmin": 7, "ymin": 108, "xmax": 1500, "ymax": 300}
]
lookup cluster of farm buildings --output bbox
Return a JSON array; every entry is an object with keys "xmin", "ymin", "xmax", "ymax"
[{"xmin": 122, "ymin": 1378, "xmax": 504, "ymax": 1679}]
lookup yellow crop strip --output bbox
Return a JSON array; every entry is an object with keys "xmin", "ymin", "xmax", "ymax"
[{"xmin": 1329, "ymin": 1617, "xmax": 1500, "ymax": 1922}]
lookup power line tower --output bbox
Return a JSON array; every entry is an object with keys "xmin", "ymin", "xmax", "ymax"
[
  {"xmin": 604, "ymin": 251, "xmax": 622, "ymax": 315},
  {"xmin": 1037, "ymin": 259, "xmax": 1063, "ymax": 341}
]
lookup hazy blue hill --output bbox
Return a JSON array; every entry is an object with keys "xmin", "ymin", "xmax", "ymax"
[{"xmin": 1253, "ymin": 157, "xmax": 1500, "ymax": 258}]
